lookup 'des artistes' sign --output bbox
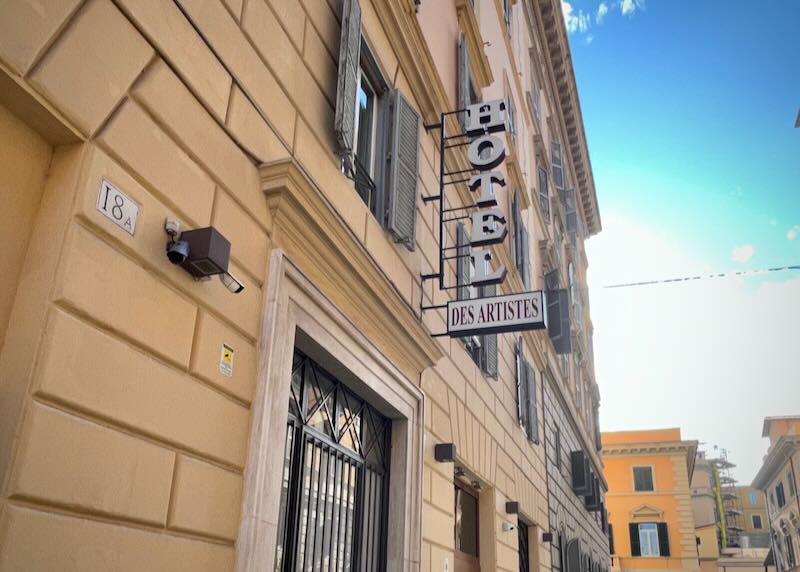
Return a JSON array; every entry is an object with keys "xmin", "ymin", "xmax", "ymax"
[{"xmin": 443, "ymin": 99, "xmax": 547, "ymax": 336}]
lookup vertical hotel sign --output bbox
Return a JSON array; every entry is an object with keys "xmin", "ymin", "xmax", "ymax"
[{"xmin": 421, "ymin": 99, "xmax": 546, "ymax": 336}]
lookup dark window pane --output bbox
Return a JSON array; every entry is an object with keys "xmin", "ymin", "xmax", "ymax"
[
  {"xmin": 455, "ymin": 486, "xmax": 479, "ymax": 557},
  {"xmin": 633, "ymin": 467, "xmax": 654, "ymax": 491}
]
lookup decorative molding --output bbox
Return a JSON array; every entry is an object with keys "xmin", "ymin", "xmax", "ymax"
[
  {"xmin": 260, "ymin": 158, "xmax": 443, "ymax": 380},
  {"xmin": 604, "ymin": 442, "xmax": 698, "ymax": 457},
  {"xmin": 752, "ymin": 436, "xmax": 800, "ymax": 489},
  {"xmin": 455, "ymin": 0, "xmax": 494, "ymax": 88},
  {"xmin": 533, "ymin": 0, "xmax": 601, "ymax": 235},
  {"xmin": 236, "ymin": 250, "xmax": 424, "ymax": 571},
  {"xmin": 630, "ymin": 503, "xmax": 664, "ymax": 520}
]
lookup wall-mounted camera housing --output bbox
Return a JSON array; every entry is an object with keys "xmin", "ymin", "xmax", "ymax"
[{"xmin": 164, "ymin": 219, "xmax": 244, "ymax": 294}]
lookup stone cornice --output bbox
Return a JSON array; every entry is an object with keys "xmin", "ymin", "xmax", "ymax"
[
  {"xmin": 533, "ymin": 0, "xmax": 601, "ymax": 235},
  {"xmin": 604, "ymin": 441, "xmax": 699, "ymax": 459},
  {"xmin": 752, "ymin": 436, "xmax": 800, "ymax": 489},
  {"xmin": 260, "ymin": 159, "xmax": 443, "ymax": 380},
  {"xmin": 455, "ymin": 0, "xmax": 494, "ymax": 88}
]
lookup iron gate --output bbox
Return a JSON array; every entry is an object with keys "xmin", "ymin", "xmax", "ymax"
[{"xmin": 275, "ymin": 350, "xmax": 391, "ymax": 572}]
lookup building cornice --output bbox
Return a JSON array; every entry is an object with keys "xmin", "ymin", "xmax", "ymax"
[
  {"xmin": 752, "ymin": 436, "xmax": 800, "ymax": 489},
  {"xmin": 260, "ymin": 159, "xmax": 444, "ymax": 380},
  {"xmin": 603, "ymin": 440, "xmax": 699, "ymax": 460},
  {"xmin": 533, "ymin": 0, "xmax": 601, "ymax": 235}
]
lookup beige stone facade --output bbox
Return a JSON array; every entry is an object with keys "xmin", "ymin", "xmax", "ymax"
[
  {"xmin": 0, "ymin": 0, "xmax": 602, "ymax": 571},
  {"xmin": 753, "ymin": 417, "xmax": 800, "ymax": 572}
]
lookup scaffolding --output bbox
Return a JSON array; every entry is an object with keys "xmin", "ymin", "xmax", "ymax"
[{"xmin": 711, "ymin": 448, "xmax": 746, "ymax": 549}]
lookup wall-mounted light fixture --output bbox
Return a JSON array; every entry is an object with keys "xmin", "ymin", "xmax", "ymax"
[
  {"xmin": 165, "ymin": 218, "xmax": 244, "ymax": 294},
  {"xmin": 434, "ymin": 443, "xmax": 457, "ymax": 463}
]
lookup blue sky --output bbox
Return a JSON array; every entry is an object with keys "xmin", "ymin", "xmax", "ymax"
[{"xmin": 562, "ymin": 0, "xmax": 800, "ymax": 481}]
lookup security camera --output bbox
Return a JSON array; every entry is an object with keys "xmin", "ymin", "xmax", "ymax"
[
  {"xmin": 164, "ymin": 217, "xmax": 189, "ymax": 265},
  {"xmin": 166, "ymin": 239, "xmax": 190, "ymax": 265},
  {"xmin": 502, "ymin": 522, "xmax": 516, "ymax": 532},
  {"xmin": 220, "ymin": 272, "xmax": 245, "ymax": 294}
]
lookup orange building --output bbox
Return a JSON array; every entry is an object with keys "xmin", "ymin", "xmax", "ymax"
[{"xmin": 602, "ymin": 429, "xmax": 700, "ymax": 572}]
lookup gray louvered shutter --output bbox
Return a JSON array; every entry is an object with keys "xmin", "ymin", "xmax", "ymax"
[
  {"xmin": 526, "ymin": 362, "xmax": 538, "ymax": 442},
  {"xmin": 457, "ymin": 34, "xmax": 470, "ymax": 125},
  {"xmin": 548, "ymin": 289, "xmax": 572, "ymax": 354},
  {"xmin": 387, "ymin": 90, "xmax": 420, "ymax": 249},
  {"xmin": 521, "ymin": 226, "xmax": 531, "ymax": 290},
  {"xmin": 483, "ymin": 284, "xmax": 498, "ymax": 378},
  {"xmin": 564, "ymin": 188, "xmax": 578, "ymax": 234},
  {"xmin": 551, "ymin": 141, "xmax": 564, "ymax": 190},
  {"xmin": 512, "ymin": 190, "xmax": 521, "ymax": 268},
  {"xmin": 457, "ymin": 223, "xmax": 470, "ymax": 300},
  {"xmin": 334, "ymin": 0, "xmax": 361, "ymax": 170},
  {"xmin": 515, "ymin": 339, "xmax": 525, "ymax": 426}
]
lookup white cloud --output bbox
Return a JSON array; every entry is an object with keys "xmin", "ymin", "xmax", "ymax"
[
  {"xmin": 584, "ymin": 34, "xmax": 595, "ymax": 45},
  {"xmin": 586, "ymin": 214, "xmax": 800, "ymax": 483},
  {"xmin": 621, "ymin": 0, "xmax": 645, "ymax": 16},
  {"xmin": 731, "ymin": 244, "xmax": 755, "ymax": 263},
  {"xmin": 788, "ymin": 225, "xmax": 799, "ymax": 240},
  {"xmin": 562, "ymin": 0, "xmax": 591, "ymax": 34},
  {"xmin": 596, "ymin": 2, "xmax": 609, "ymax": 24}
]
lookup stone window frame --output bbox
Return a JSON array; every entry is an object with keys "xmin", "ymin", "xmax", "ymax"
[{"xmin": 235, "ymin": 251, "xmax": 424, "ymax": 572}]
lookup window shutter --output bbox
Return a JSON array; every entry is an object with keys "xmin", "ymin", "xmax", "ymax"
[
  {"xmin": 526, "ymin": 363, "xmax": 538, "ymax": 442},
  {"xmin": 387, "ymin": 90, "xmax": 419, "ymax": 249},
  {"xmin": 564, "ymin": 188, "xmax": 577, "ymax": 234},
  {"xmin": 522, "ymin": 226, "xmax": 531, "ymax": 290},
  {"xmin": 457, "ymin": 224, "xmax": 470, "ymax": 300},
  {"xmin": 512, "ymin": 190, "xmax": 521, "ymax": 268},
  {"xmin": 629, "ymin": 524, "xmax": 641, "ymax": 557},
  {"xmin": 609, "ymin": 524, "xmax": 615, "ymax": 555},
  {"xmin": 483, "ymin": 284, "xmax": 498, "ymax": 378},
  {"xmin": 537, "ymin": 166, "xmax": 550, "ymax": 223},
  {"xmin": 551, "ymin": 141, "xmax": 564, "ymax": 190},
  {"xmin": 547, "ymin": 289, "xmax": 572, "ymax": 354},
  {"xmin": 657, "ymin": 523, "xmax": 670, "ymax": 557},
  {"xmin": 515, "ymin": 339, "xmax": 525, "ymax": 427},
  {"xmin": 333, "ymin": 0, "xmax": 362, "ymax": 170},
  {"xmin": 457, "ymin": 34, "xmax": 470, "ymax": 125}
]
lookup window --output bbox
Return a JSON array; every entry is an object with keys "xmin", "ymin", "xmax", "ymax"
[
  {"xmin": 518, "ymin": 521, "xmax": 531, "ymax": 572},
  {"xmin": 531, "ymin": 74, "xmax": 541, "ymax": 126},
  {"xmin": 515, "ymin": 340, "xmax": 539, "ymax": 443},
  {"xmin": 353, "ymin": 61, "xmax": 381, "ymax": 209},
  {"xmin": 752, "ymin": 514, "xmax": 763, "ymax": 529},
  {"xmin": 457, "ymin": 33, "xmax": 480, "ymax": 120},
  {"xmin": 555, "ymin": 426, "xmax": 562, "ymax": 469},
  {"xmin": 551, "ymin": 141, "xmax": 565, "ymax": 190},
  {"xmin": 776, "ymin": 482, "xmax": 786, "ymax": 508},
  {"xmin": 537, "ymin": 166, "xmax": 550, "ymax": 223},
  {"xmin": 633, "ymin": 466, "xmax": 654, "ymax": 492},
  {"xmin": 457, "ymin": 224, "xmax": 498, "ymax": 377},
  {"xmin": 786, "ymin": 534, "xmax": 797, "ymax": 568},
  {"xmin": 503, "ymin": 0, "xmax": 512, "ymax": 36},
  {"xmin": 511, "ymin": 190, "xmax": 531, "ymax": 289},
  {"xmin": 275, "ymin": 349, "xmax": 391, "ymax": 572},
  {"xmin": 788, "ymin": 471, "xmax": 796, "ymax": 497},
  {"xmin": 630, "ymin": 523, "xmax": 670, "ymax": 557},
  {"xmin": 334, "ymin": 1, "xmax": 420, "ymax": 248},
  {"xmin": 507, "ymin": 93, "xmax": 517, "ymax": 147},
  {"xmin": 608, "ymin": 523, "xmax": 615, "ymax": 555},
  {"xmin": 455, "ymin": 482, "xmax": 480, "ymax": 568}
]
